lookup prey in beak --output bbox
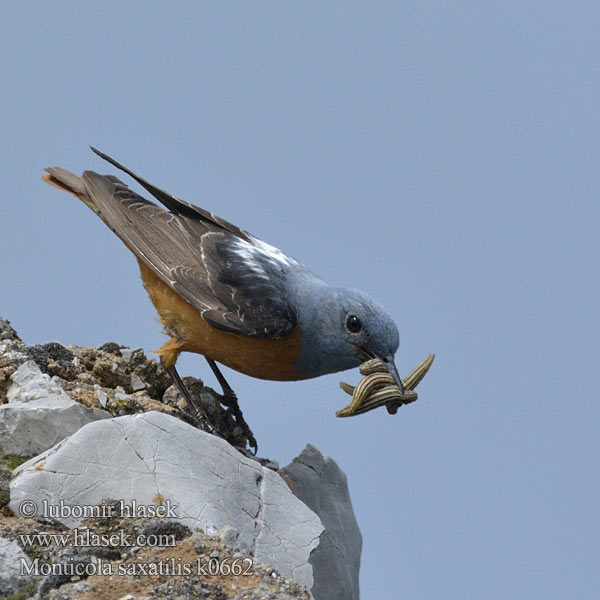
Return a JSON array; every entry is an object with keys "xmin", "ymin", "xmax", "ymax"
[
  {"xmin": 356, "ymin": 345, "xmax": 405, "ymax": 396},
  {"xmin": 337, "ymin": 353, "xmax": 435, "ymax": 418},
  {"xmin": 380, "ymin": 354, "xmax": 405, "ymax": 396}
]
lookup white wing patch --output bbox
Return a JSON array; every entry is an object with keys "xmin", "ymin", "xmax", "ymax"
[{"xmin": 231, "ymin": 236, "xmax": 297, "ymax": 278}]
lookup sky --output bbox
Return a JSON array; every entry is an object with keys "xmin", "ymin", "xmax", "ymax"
[{"xmin": 1, "ymin": 2, "xmax": 599, "ymax": 598}]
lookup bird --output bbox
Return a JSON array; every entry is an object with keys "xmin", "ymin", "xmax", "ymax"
[{"xmin": 42, "ymin": 148, "xmax": 403, "ymax": 453}]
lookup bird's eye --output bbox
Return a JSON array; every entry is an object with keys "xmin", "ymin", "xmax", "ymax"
[{"xmin": 345, "ymin": 314, "xmax": 363, "ymax": 333}]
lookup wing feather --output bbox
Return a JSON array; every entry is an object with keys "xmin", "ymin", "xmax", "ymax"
[{"xmin": 45, "ymin": 160, "xmax": 297, "ymax": 339}]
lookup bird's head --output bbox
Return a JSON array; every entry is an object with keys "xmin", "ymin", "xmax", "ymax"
[{"xmin": 296, "ymin": 285, "xmax": 402, "ymax": 390}]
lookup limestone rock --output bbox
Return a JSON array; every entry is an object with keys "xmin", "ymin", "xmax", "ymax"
[
  {"xmin": 0, "ymin": 317, "xmax": 19, "ymax": 342},
  {"xmin": 0, "ymin": 535, "xmax": 33, "ymax": 596},
  {"xmin": 9, "ymin": 411, "xmax": 324, "ymax": 590},
  {"xmin": 6, "ymin": 360, "xmax": 72, "ymax": 403},
  {"xmin": 1, "ymin": 317, "xmax": 362, "ymax": 598},
  {"xmin": 0, "ymin": 361, "xmax": 111, "ymax": 456},
  {"xmin": 281, "ymin": 444, "xmax": 362, "ymax": 600}
]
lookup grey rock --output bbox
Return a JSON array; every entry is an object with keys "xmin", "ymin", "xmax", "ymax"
[
  {"xmin": 119, "ymin": 347, "xmax": 145, "ymax": 364},
  {"xmin": 281, "ymin": 444, "xmax": 362, "ymax": 600},
  {"xmin": 119, "ymin": 347, "xmax": 135, "ymax": 362},
  {"xmin": 140, "ymin": 519, "xmax": 191, "ymax": 542},
  {"xmin": 94, "ymin": 384, "xmax": 109, "ymax": 408},
  {"xmin": 9, "ymin": 411, "xmax": 323, "ymax": 590},
  {"xmin": 6, "ymin": 360, "xmax": 71, "ymax": 403},
  {"xmin": 68, "ymin": 581, "xmax": 94, "ymax": 594},
  {"xmin": 0, "ymin": 340, "xmax": 28, "ymax": 366},
  {"xmin": 220, "ymin": 524, "xmax": 240, "ymax": 548},
  {"xmin": 0, "ymin": 317, "xmax": 20, "ymax": 341},
  {"xmin": 0, "ymin": 463, "xmax": 11, "ymax": 508},
  {"xmin": 0, "ymin": 320, "xmax": 28, "ymax": 374},
  {"xmin": 0, "ymin": 361, "xmax": 111, "ymax": 456},
  {"xmin": 0, "ymin": 535, "xmax": 33, "ymax": 596},
  {"xmin": 37, "ymin": 554, "xmax": 93, "ymax": 597},
  {"xmin": 130, "ymin": 373, "xmax": 146, "ymax": 391}
]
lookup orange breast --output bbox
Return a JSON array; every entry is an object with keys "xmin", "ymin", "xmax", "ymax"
[{"xmin": 137, "ymin": 260, "xmax": 304, "ymax": 381}]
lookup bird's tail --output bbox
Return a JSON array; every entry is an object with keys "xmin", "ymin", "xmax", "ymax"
[{"xmin": 42, "ymin": 167, "xmax": 101, "ymax": 217}]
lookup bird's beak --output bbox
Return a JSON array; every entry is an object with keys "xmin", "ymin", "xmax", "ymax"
[{"xmin": 381, "ymin": 354, "xmax": 405, "ymax": 395}]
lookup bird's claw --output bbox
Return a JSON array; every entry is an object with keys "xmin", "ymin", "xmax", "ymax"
[{"xmin": 218, "ymin": 390, "xmax": 258, "ymax": 454}]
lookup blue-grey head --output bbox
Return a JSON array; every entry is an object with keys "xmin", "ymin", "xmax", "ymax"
[{"xmin": 295, "ymin": 284, "xmax": 403, "ymax": 392}]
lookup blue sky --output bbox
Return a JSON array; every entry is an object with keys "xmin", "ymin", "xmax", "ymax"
[{"xmin": 2, "ymin": 2, "xmax": 598, "ymax": 598}]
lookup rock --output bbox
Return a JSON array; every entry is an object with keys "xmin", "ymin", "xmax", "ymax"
[
  {"xmin": 26, "ymin": 342, "xmax": 75, "ymax": 374},
  {"xmin": 220, "ymin": 524, "xmax": 240, "ymax": 548},
  {"xmin": 0, "ymin": 317, "xmax": 19, "ymax": 342},
  {"xmin": 0, "ymin": 509, "xmax": 310, "ymax": 599},
  {"xmin": 0, "ymin": 332, "xmax": 29, "ymax": 404},
  {"xmin": 94, "ymin": 384, "xmax": 108, "ymax": 408},
  {"xmin": 36, "ymin": 554, "xmax": 94, "ymax": 597},
  {"xmin": 0, "ymin": 468, "xmax": 10, "ymax": 509},
  {"xmin": 130, "ymin": 373, "xmax": 146, "ymax": 391},
  {"xmin": 0, "ymin": 361, "xmax": 111, "ymax": 456},
  {"xmin": 9, "ymin": 411, "xmax": 324, "ymax": 590},
  {"xmin": 6, "ymin": 360, "xmax": 72, "ymax": 403},
  {"xmin": 1, "ymin": 317, "xmax": 362, "ymax": 598},
  {"xmin": 281, "ymin": 444, "xmax": 362, "ymax": 600},
  {"xmin": 140, "ymin": 519, "xmax": 192, "ymax": 543},
  {"xmin": 0, "ymin": 535, "xmax": 33, "ymax": 596},
  {"xmin": 119, "ymin": 347, "xmax": 140, "ymax": 362},
  {"xmin": 0, "ymin": 320, "xmax": 251, "ymax": 451}
]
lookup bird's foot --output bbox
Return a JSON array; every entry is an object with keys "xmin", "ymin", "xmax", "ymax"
[
  {"xmin": 163, "ymin": 360, "xmax": 257, "ymax": 454},
  {"xmin": 205, "ymin": 358, "xmax": 258, "ymax": 454},
  {"xmin": 216, "ymin": 388, "xmax": 258, "ymax": 455},
  {"xmin": 164, "ymin": 364, "xmax": 216, "ymax": 435}
]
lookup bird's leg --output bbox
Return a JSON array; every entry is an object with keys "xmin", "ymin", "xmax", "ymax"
[
  {"xmin": 205, "ymin": 358, "xmax": 258, "ymax": 454},
  {"xmin": 163, "ymin": 361, "xmax": 216, "ymax": 435}
]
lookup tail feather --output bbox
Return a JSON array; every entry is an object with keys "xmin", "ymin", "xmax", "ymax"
[
  {"xmin": 42, "ymin": 166, "xmax": 99, "ymax": 215},
  {"xmin": 43, "ymin": 167, "xmax": 86, "ymax": 197}
]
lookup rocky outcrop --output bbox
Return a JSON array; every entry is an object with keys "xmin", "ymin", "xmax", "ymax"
[
  {"xmin": 0, "ymin": 535, "xmax": 33, "ymax": 596},
  {"xmin": 281, "ymin": 444, "xmax": 362, "ymax": 600},
  {"xmin": 0, "ymin": 317, "xmax": 361, "ymax": 599},
  {"xmin": 9, "ymin": 411, "xmax": 323, "ymax": 590},
  {"xmin": 0, "ymin": 361, "xmax": 111, "ymax": 456},
  {"xmin": 0, "ymin": 510, "xmax": 310, "ymax": 600}
]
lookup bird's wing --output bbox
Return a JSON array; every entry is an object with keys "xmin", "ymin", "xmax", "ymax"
[
  {"xmin": 44, "ymin": 163, "xmax": 298, "ymax": 339},
  {"xmin": 89, "ymin": 147, "xmax": 250, "ymax": 240}
]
